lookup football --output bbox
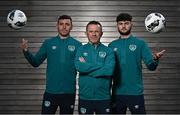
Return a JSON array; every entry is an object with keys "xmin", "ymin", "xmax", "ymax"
[
  {"xmin": 145, "ymin": 13, "xmax": 166, "ymax": 33},
  {"xmin": 7, "ymin": 9, "xmax": 27, "ymax": 29}
]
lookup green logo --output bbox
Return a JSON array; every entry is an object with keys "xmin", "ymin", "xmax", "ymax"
[
  {"xmin": 80, "ymin": 107, "xmax": 86, "ymax": 114},
  {"xmin": 99, "ymin": 51, "xmax": 106, "ymax": 58},
  {"xmin": 129, "ymin": 44, "xmax": 137, "ymax": 51}
]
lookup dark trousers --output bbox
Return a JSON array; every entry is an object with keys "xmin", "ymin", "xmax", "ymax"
[
  {"xmin": 112, "ymin": 95, "xmax": 146, "ymax": 114},
  {"xmin": 78, "ymin": 99, "xmax": 111, "ymax": 114},
  {"xmin": 41, "ymin": 92, "xmax": 75, "ymax": 114}
]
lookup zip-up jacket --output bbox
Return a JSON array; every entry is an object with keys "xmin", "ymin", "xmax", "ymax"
[
  {"xmin": 108, "ymin": 35, "xmax": 159, "ymax": 95},
  {"xmin": 75, "ymin": 43, "xmax": 115, "ymax": 100},
  {"xmin": 23, "ymin": 35, "xmax": 81, "ymax": 94}
]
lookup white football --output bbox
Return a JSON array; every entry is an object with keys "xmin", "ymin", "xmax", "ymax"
[
  {"xmin": 7, "ymin": 10, "xmax": 27, "ymax": 29},
  {"xmin": 145, "ymin": 13, "xmax": 166, "ymax": 33}
]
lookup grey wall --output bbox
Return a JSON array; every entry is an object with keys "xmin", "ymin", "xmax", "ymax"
[{"xmin": 0, "ymin": 0, "xmax": 180, "ymax": 114}]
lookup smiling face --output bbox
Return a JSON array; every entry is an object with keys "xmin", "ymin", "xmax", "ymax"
[
  {"xmin": 86, "ymin": 24, "xmax": 103, "ymax": 44},
  {"xmin": 57, "ymin": 19, "xmax": 72, "ymax": 37}
]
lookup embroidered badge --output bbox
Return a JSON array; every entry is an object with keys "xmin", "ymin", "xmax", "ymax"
[
  {"xmin": 106, "ymin": 108, "xmax": 110, "ymax": 113},
  {"xmin": 68, "ymin": 45, "xmax": 75, "ymax": 52},
  {"xmin": 80, "ymin": 107, "xmax": 87, "ymax": 114},
  {"xmin": 44, "ymin": 101, "xmax": 50, "ymax": 107},
  {"xmin": 129, "ymin": 44, "xmax": 137, "ymax": 51},
  {"xmin": 113, "ymin": 47, "xmax": 118, "ymax": 52},
  {"xmin": 99, "ymin": 51, "xmax": 106, "ymax": 58},
  {"xmin": 83, "ymin": 52, "xmax": 88, "ymax": 57},
  {"xmin": 70, "ymin": 105, "xmax": 74, "ymax": 109},
  {"xmin": 52, "ymin": 46, "xmax": 57, "ymax": 50},
  {"xmin": 134, "ymin": 105, "xmax": 139, "ymax": 109}
]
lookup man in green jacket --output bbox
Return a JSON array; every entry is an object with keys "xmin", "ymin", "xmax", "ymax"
[
  {"xmin": 109, "ymin": 13, "xmax": 165, "ymax": 114},
  {"xmin": 20, "ymin": 15, "xmax": 81, "ymax": 114},
  {"xmin": 75, "ymin": 21, "xmax": 115, "ymax": 114}
]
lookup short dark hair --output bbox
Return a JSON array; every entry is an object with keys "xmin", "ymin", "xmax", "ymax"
[
  {"xmin": 58, "ymin": 15, "xmax": 72, "ymax": 23},
  {"xmin": 86, "ymin": 20, "xmax": 102, "ymax": 31},
  {"xmin": 116, "ymin": 13, "xmax": 132, "ymax": 22}
]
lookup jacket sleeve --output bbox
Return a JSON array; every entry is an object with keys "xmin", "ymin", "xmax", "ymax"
[
  {"xmin": 23, "ymin": 40, "xmax": 47, "ymax": 67},
  {"xmin": 74, "ymin": 47, "xmax": 102, "ymax": 74},
  {"xmin": 89, "ymin": 49, "xmax": 115, "ymax": 77},
  {"xmin": 142, "ymin": 41, "xmax": 159, "ymax": 71}
]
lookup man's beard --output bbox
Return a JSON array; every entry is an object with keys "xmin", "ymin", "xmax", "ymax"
[
  {"xmin": 58, "ymin": 28, "xmax": 70, "ymax": 37},
  {"xmin": 119, "ymin": 28, "xmax": 131, "ymax": 35}
]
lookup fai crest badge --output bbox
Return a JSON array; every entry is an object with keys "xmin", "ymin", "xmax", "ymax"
[
  {"xmin": 99, "ymin": 51, "xmax": 106, "ymax": 58},
  {"xmin": 129, "ymin": 44, "xmax": 137, "ymax": 51},
  {"xmin": 80, "ymin": 107, "xmax": 87, "ymax": 114},
  {"xmin": 44, "ymin": 101, "xmax": 50, "ymax": 107},
  {"xmin": 68, "ymin": 45, "xmax": 75, "ymax": 52}
]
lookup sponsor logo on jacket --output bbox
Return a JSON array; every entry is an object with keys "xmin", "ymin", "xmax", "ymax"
[
  {"xmin": 52, "ymin": 45, "xmax": 57, "ymax": 50},
  {"xmin": 68, "ymin": 45, "xmax": 75, "ymax": 52},
  {"xmin": 83, "ymin": 52, "xmax": 88, "ymax": 56}
]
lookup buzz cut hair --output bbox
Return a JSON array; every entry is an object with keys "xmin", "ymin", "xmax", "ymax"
[{"xmin": 86, "ymin": 20, "xmax": 102, "ymax": 31}]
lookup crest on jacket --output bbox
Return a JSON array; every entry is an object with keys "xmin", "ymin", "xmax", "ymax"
[
  {"xmin": 129, "ymin": 44, "xmax": 137, "ymax": 51},
  {"xmin": 99, "ymin": 51, "xmax": 106, "ymax": 58}
]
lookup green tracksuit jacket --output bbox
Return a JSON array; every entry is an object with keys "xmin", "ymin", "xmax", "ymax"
[
  {"xmin": 75, "ymin": 43, "xmax": 115, "ymax": 100},
  {"xmin": 23, "ymin": 35, "xmax": 81, "ymax": 94},
  {"xmin": 108, "ymin": 35, "xmax": 159, "ymax": 95}
]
